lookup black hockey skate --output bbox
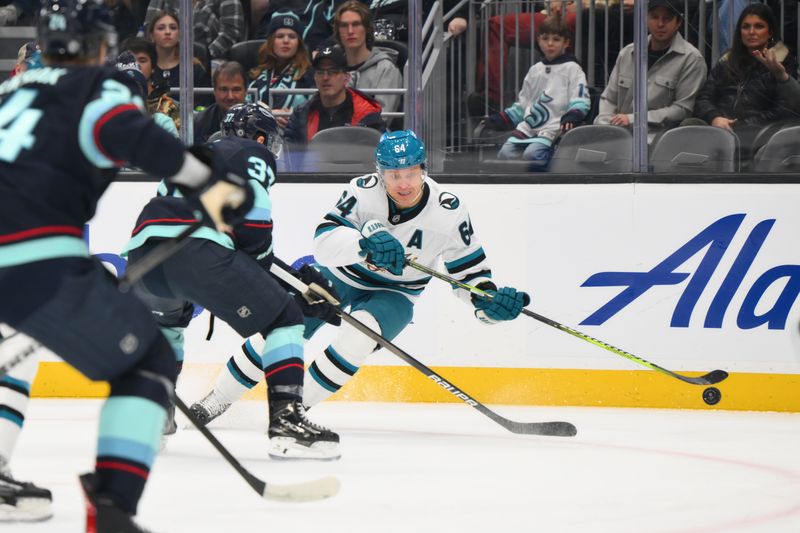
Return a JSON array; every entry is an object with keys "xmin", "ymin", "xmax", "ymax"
[
  {"xmin": 189, "ymin": 391, "xmax": 231, "ymax": 426},
  {"xmin": 0, "ymin": 470, "xmax": 52, "ymax": 522},
  {"xmin": 268, "ymin": 400, "xmax": 341, "ymax": 460},
  {"xmin": 80, "ymin": 473, "xmax": 154, "ymax": 533}
]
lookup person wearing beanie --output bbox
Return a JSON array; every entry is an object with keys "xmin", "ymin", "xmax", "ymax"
[{"xmin": 248, "ymin": 11, "xmax": 315, "ymax": 128}]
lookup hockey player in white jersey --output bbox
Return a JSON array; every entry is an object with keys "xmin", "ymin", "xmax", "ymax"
[
  {"xmin": 484, "ymin": 14, "xmax": 590, "ymax": 169},
  {"xmin": 191, "ymin": 129, "xmax": 530, "ymax": 421}
]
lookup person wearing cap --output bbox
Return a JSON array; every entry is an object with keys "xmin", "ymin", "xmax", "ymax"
[
  {"xmin": 116, "ymin": 50, "xmax": 180, "ymax": 137},
  {"xmin": 120, "ymin": 37, "xmax": 181, "ymax": 132},
  {"xmin": 248, "ymin": 12, "xmax": 315, "ymax": 128},
  {"xmin": 595, "ymin": 0, "xmax": 706, "ymax": 141},
  {"xmin": 194, "ymin": 61, "xmax": 249, "ymax": 144},
  {"xmin": 334, "ymin": 1, "xmax": 402, "ymax": 113},
  {"xmin": 283, "ymin": 45, "xmax": 384, "ymax": 145}
]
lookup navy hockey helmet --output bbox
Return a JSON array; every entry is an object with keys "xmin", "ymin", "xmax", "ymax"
[
  {"xmin": 221, "ymin": 102, "xmax": 284, "ymax": 160},
  {"xmin": 38, "ymin": 0, "xmax": 116, "ymax": 60},
  {"xmin": 375, "ymin": 129, "xmax": 426, "ymax": 177}
]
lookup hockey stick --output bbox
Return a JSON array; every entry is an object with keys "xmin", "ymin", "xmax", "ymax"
[
  {"xmin": 269, "ymin": 263, "xmax": 577, "ymax": 437},
  {"xmin": 0, "ymin": 337, "xmax": 339, "ymax": 500},
  {"xmin": 406, "ymin": 260, "xmax": 729, "ymax": 387},
  {"xmin": 174, "ymin": 396, "xmax": 340, "ymax": 501},
  {"xmin": 0, "ymin": 221, "xmax": 208, "ymax": 379},
  {"xmin": 0, "ymin": 332, "xmax": 38, "ymax": 379}
]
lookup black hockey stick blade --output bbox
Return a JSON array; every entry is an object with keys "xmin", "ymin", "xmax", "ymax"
[
  {"xmin": 488, "ymin": 412, "xmax": 578, "ymax": 437},
  {"xmin": 175, "ymin": 397, "xmax": 340, "ymax": 502},
  {"xmin": 678, "ymin": 369, "xmax": 729, "ymax": 386}
]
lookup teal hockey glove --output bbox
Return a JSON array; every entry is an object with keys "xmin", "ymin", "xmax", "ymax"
[
  {"xmin": 358, "ymin": 220, "xmax": 405, "ymax": 275},
  {"xmin": 472, "ymin": 282, "xmax": 530, "ymax": 324}
]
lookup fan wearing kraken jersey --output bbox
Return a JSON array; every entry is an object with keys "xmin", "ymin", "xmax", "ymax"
[{"xmin": 191, "ymin": 129, "xmax": 530, "ymax": 423}]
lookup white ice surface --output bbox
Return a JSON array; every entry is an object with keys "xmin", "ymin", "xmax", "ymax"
[{"xmin": 6, "ymin": 400, "xmax": 800, "ymax": 533}]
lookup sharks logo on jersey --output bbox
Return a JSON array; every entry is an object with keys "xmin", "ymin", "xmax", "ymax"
[
  {"xmin": 439, "ymin": 192, "xmax": 460, "ymax": 210},
  {"xmin": 357, "ymin": 175, "xmax": 379, "ymax": 189}
]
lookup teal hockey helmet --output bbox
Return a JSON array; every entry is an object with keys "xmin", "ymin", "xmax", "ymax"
[{"xmin": 375, "ymin": 130, "xmax": 426, "ymax": 174}]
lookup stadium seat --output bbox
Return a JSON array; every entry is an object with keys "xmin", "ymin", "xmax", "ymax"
[
  {"xmin": 650, "ymin": 125, "xmax": 739, "ymax": 173},
  {"xmin": 752, "ymin": 125, "xmax": 800, "ymax": 173},
  {"xmin": 228, "ymin": 39, "xmax": 265, "ymax": 72},
  {"xmin": 373, "ymin": 39, "xmax": 408, "ymax": 70},
  {"xmin": 549, "ymin": 125, "xmax": 632, "ymax": 173},
  {"xmin": 305, "ymin": 126, "xmax": 384, "ymax": 173}
]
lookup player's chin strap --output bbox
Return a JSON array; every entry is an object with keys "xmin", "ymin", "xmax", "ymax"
[
  {"xmin": 268, "ymin": 262, "xmax": 577, "ymax": 437},
  {"xmin": 403, "ymin": 259, "xmax": 730, "ymax": 387}
]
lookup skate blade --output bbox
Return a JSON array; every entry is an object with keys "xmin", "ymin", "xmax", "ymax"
[
  {"xmin": 268, "ymin": 437, "xmax": 341, "ymax": 461},
  {"xmin": 0, "ymin": 498, "xmax": 53, "ymax": 522}
]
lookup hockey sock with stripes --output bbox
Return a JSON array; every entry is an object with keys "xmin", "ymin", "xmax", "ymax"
[
  {"xmin": 304, "ymin": 310, "xmax": 380, "ymax": 407},
  {"xmin": 0, "ymin": 349, "xmax": 37, "ymax": 466},
  {"xmin": 262, "ymin": 324, "xmax": 305, "ymax": 403}
]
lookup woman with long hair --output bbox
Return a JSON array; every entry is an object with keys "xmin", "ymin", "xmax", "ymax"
[
  {"xmin": 148, "ymin": 9, "xmax": 213, "ymax": 106},
  {"xmin": 248, "ymin": 12, "xmax": 314, "ymax": 128},
  {"xmin": 691, "ymin": 3, "xmax": 800, "ymax": 153}
]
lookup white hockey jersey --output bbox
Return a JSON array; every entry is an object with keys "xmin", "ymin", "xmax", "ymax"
[
  {"xmin": 504, "ymin": 54, "xmax": 590, "ymax": 142},
  {"xmin": 313, "ymin": 175, "xmax": 492, "ymax": 304}
]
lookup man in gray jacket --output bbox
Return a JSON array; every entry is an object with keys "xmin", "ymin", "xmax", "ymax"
[
  {"xmin": 595, "ymin": 0, "xmax": 706, "ymax": 141},
  {"xmin": 334, "ymin": 0, "xmax": 403, "ymax": 113}
]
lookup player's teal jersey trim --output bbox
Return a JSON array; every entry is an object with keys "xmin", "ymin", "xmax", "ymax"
[
  {"xmin": 0, "ymin": 235, "xmax": 88, "ymax": 268},
  {"xmin": 78, "ymin": 78, "xmax": 142, "ymax": 169},
  {"xmin": 121, "ymin": 224, "xmax": 234, "ymax": 257}
]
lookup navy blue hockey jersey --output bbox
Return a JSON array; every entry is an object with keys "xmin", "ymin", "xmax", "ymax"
[
  {"xmin": 0, "ymin": 66, "xmax": 188, "ymax": 269},
  {"xmin": 124, "ymin": 136, "xmax": 277, "ymax": 263}
]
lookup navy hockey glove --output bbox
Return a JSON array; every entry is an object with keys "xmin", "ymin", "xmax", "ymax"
[
  {"xmin": 358, "ymin": 220, "xmax": 405, "ymax": 276},
  {"xmin": 297, "ymin": 265, "xmax": 342, "ymax": 326},
  {"xmin": 560, "ymin": 109, "xmax": 585, "ymax": 130},
  {"xmin": 472, "ymin": 282, "xmax": 530, "ymax": 324}
]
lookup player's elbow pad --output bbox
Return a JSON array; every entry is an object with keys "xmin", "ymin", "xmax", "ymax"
[{"xmin": 168, "ymin": 148, "xmax": 214, "ymax": 194}]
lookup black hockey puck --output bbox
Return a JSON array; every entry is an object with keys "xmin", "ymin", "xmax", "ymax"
[{"xmin": 702, "ymin": 387, "xmax": 721, "ymax": 405}]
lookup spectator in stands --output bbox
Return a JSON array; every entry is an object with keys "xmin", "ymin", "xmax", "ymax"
[
  {"xmin": 193, "ymin": 0, "xmax": 247, "ymax": 67},
  {"xmin": 595, "ymin": 0, "xmax": 706, "ymax": 141},
  {"xmin": 0, "ymin": 0, "xmax": 36, "ymax": 26},
  {"xmin": 370, "ymin": 0, "xmax": 467, "ymax": 43},
  {"xmin": 115, "ymin": 51, "xmax": 179, "ymax": 138},
  {"xmin": 688, "ymin": 3, "xmax": 800, "ymax": 153},
  {"xmin": 194, "ymin": 61, "xmax": 249, "ymax": 144},
  {"xmin": 8, "ymin": 41, "xmax": 37, "ymax": 78},
  {"xmin": 107, "ymin": 0, "xmax": 148, "ymax": 43},
  {"xmin": 255, "ymin": 0, "xmax": 367, "ymax": 52},
  {"xmin": 484, "ymin": 15, "xmax": 589, "ymax": 171},
  {"xmin": 283, "ymin": 45, "xmax": 384, "ymax": 145},
  {"xmin": 148, "ymin": 9, "xmax": 213, "ymax": 106},
  {"xmin": 120, "ymin": 38, "xmax": 181, "ymax": 132},
  {"xmin": 334, "ymin": 1, "xmax": 402, "ymax": 113},
  {"xmin": 248, "ymin": 12, "xmax": 315, "ymax": 128},
  {"xmin": 471, "ymin": 0, "xmax": 634, "ymax": 112}
]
